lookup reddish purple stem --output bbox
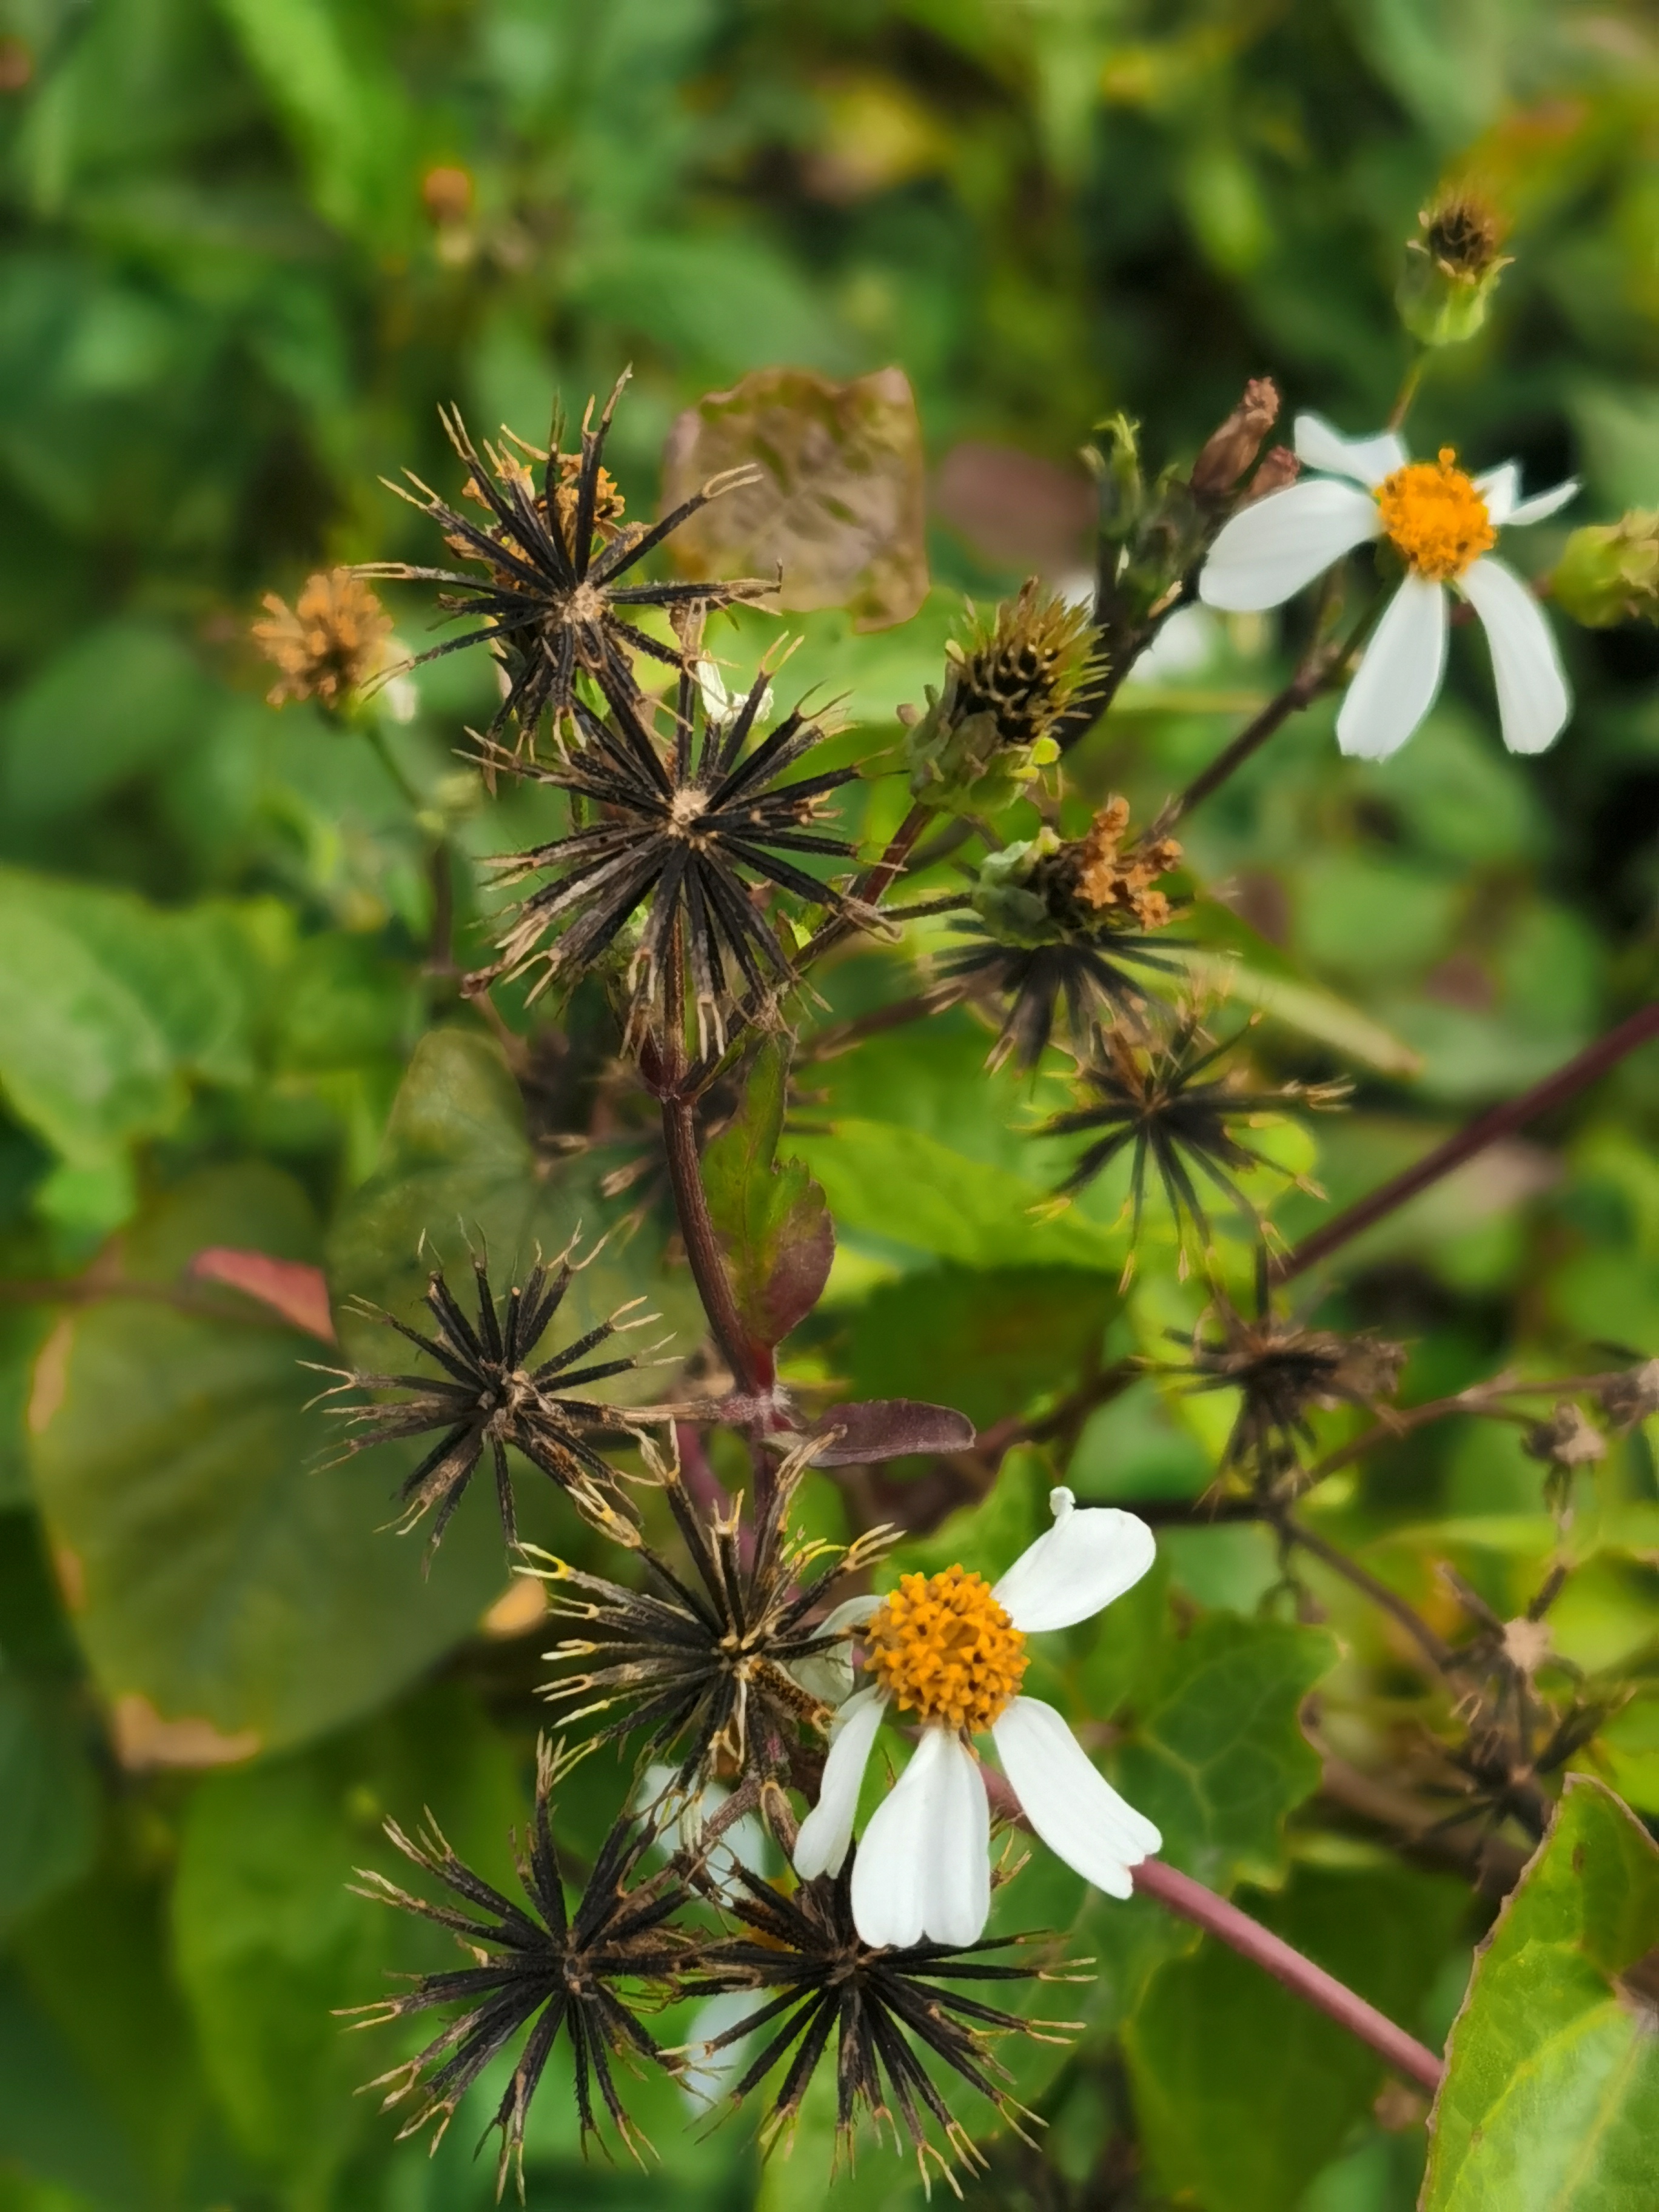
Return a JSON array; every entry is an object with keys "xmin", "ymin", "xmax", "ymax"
[{"xmin": 1131, "ymin": 1858, "xmax": 1444, "ymax": 2093}]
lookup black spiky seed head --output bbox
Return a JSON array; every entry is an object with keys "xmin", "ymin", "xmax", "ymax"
[
  {"xmin": 488, "ymin": 662, "xmax": 871, "ymax": 1054},
  {"xmin": 317, "ymin": 1247, "xmax": 657, "ymax": 1560},
  {"xmin": 357, "ymin": 369, "xmax": 774, "ymax": 754},
  {"xmin": 344, "ymin": 1740, "xmax": 695, "ymax": 2196},
  {"xmin": 526, "ymin": 1436, "xmax": 891, "ymax": 1789},
  {"xmin": 688, "ymin": 1857, "xmax": 1070, "ymax": 2188},
  {"xmin": 1162, "ymin": 1296, "xmax": 1406, "ymax": 1485},
  {"xmin": 1042, "ymin": 1008, "xmax": 1349, "ymax": 1278}
]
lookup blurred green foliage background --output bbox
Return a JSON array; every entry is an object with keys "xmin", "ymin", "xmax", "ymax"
[{"xmin": 1, "ymin": 2, "xmax": 1657, "ymax": 2209}]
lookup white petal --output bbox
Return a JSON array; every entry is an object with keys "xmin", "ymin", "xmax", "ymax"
[
  {"xmin": 1460, "ymin": 556, "xmax": 1572, "ymax": 755},
  {"xmin": 1198, "ymin": 480, "xmax": 1381, "ymax": 613},
  {"xmin": 1475, "ymin": 463, "xmax": 1520, "ymax": 527},
  {"xmin": 1292, "ymin": 413, "xmax": 1407, "ymax": 487},
  {"xmin": 785, "ymin": 1593, "xmax": 883, "ymax": 1708},
  {"xmin": 994, "ymin": 1487, "xmax": 1156, "ymax": 1634},
  {"xmin": 1335, "ymin": 574, "xmax": 1447, "ymax": 760},
  {"xmin": 851, "ymin": 1726, "xmax": 990, "ymax": 1948},
  {"xmin": 992, "ymin": 1697, "xmax": 1161, "ymax": 1899},
  {"xmin": 793, "ymin": 1686, "xmax": 886, "ymax": 1880},
  {"xmin": 1503, "ymin": 477, "xmax": 1580, "ymax": 529}
]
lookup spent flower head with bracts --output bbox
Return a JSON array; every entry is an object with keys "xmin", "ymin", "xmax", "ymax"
[
  {"xmin": 936, "ymin": 802, "xmax": 1186, "ymax": 1070},
  {"xmin": 1200, "ymin": 414, "xmax": 1578, "ymax": 760},
  {"xmin": 795, "ymin": 1489, "xmax": 1161, "ymax": 1949},
  {"xmin": 1398, "ymin": 185, "xmax": 1512, "ymax": 349},
  {"xmin": 357, "ymin": 370, "xmax": 773, "ymax": 754},
  {"xmin": 905, "ymin": 581, "xmax": 1102, "ymax": 817},
  {"xmin": 1163, "ymin": 1298, "xmax": 1407, "ymax": 1486},
  {"xmin": 689, "ymin": 1857, "xmax": 1068, "ymax": 2187},
  {"xmin": 346, "ymin": 1741, "xmax": 693, "ymax": 2193},
  {"xmin": 1044, "ymin": 1008, "xmax": 1349, "ymax": 1275},
  {"xmin": 253, "ymin": 568, "xmax": 397, "ymax": 708},
  {"xmin": 316, "ymin": 1246, "xmax": 656, "ymax": 1559},
  {"xmin": 527, "ymin": 1436, "xmax": 893, "ymax": 1788},
  {"xmin": 489, "ymin": 663, "xmax": 871, "ymax": 1054}
]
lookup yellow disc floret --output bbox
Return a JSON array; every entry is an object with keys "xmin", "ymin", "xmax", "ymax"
[
  {"xmin": 866, "ymin": 1565, "xmax": 1028, "ymax": 1734},
  {"xmin": 1375, "ymin": 448, "xmax": 1495, "ymax": 581}
]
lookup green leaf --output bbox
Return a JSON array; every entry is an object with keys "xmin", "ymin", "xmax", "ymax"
[
  {"xmin": 1421, "ymin": 1778, "xmax": 1659, "ymax": 2212},
  {"xmin": 702, "ymin": 1039, "xmax": 833, "ymax": 1354},
  {"xmin": 847, "ymin": 1264, "xmax": 1115, "ymax": 1432},
  {"xmin": 1110, "ymin": 1614, "xmax": 1339, "ymax": 1891},
  {"xmin": 0, "ymin": 1962, "xmax": 144, "ymax": 2208},
  {"xmin": 27, "ymin": 1162, "xmax": 504, "ymax": 1757},
  {"xmin": 0, "ymin": 869, "xmax": 261, "ymax": 1169},
  {"xmin": 794, "ymin": 1117, "xmax": 1130, "ymax": 1273},
  {"xmin": 327, "ymin": 1027, "xmax": 700, "ymax": 1407},
  {"xmin": 171, "ymin": 1683, "xmax": 524, "ymax": 2185},
  {"xmin": 0, "ymin": 1671, "xmax": 98, "ymax": 1928},
  {"xmin": 0, "ymin": 620, "xmax": 218, "ymax": 825},
  {"xmin": 1125, "ymin": 1857, "xmax": 1467, "ymax": 2212}
]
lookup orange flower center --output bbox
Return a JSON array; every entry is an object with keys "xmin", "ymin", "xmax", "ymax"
[
  {"xmin": 1375, "ymin": 449, "xmax": 1495, "ymax": 581},
  {"xmin": 866, "ymin": 1566, "xmax": 1027, "ymax": 1733}
]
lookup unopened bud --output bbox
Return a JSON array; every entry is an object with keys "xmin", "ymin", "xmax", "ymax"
[
  {"xmin": 1550, "ymin": 512, "xmax": 1659, "ymax": 629},
  {"xmin": 1241, "ymin": 445, "xmax": 1301, "ymax": 504},
  {"xmin": 1190, "ymin": 378, "xmax": 1280, "ymax": 501},
  {"xmin": 1398, "ymin": 186, "xmax": 1512, "ymax": 349}
]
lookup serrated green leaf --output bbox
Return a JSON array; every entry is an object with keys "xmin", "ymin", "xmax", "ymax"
[
  {"xmin": 1110, "ymin": 1614, "xmax": 1338, "ymax": 1891},
  {"xmin": 28, "ymin": 1162, "xmax": 503, "ymax": 1755},
  {"xmin": 1421, "ymin": 1778, "xmax": 1659, "ymax": 2212},
  {"xmin": 702, "ymin": 1039, "xmax": 833, "ymax": 1354}
]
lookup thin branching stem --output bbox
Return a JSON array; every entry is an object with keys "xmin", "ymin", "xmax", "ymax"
[{"xmin": 1277, "ymin": 1001, "xmax": 1659, "ymax": 1283}]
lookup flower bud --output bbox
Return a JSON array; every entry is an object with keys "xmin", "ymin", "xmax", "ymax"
[
  {"xmin": 1190, "ymin": 378, "xmax": 1280, "ymax": 501},
  {"xmin": 252, "ymin": 569, "xmax": 396, "ymax": 710},
  {"xmin": 1550, "ymin": 512, "xmax": 1659, "ymax": 629},
  {"xmin": 1241, "ymin": 444, "xmax": 1301, "ymax": 504},
  {"xmin": 1397, "ymin": 187, "xmax": 1512, "ymax": 349},
  {"xmin": 905, "ymin": 581, "xmax": 1099, "ymax": 817}
]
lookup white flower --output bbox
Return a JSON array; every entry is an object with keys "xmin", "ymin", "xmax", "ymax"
[
  {"xmin": 1198, "ymin": 414, "xmax": 1578, "ymax": 760},
  {"xmin": 793, "ymin": 1487, "xmax": 1161, "ymax": 1948}
]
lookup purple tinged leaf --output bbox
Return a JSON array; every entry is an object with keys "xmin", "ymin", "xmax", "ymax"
[
  {"xmin": 807, "ymin": 1399, "xmax": 977, "ymax": 1466},
  {"xmin": 701, "ymin": 1040, "xmax": 834, "ymax": 1354}
]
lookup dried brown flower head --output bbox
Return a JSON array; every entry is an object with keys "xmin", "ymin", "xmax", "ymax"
[
  {"xmin": 528, "ymin": 1438, "xmax": 890, "ymax": 1788},
  {"xmin": 1522, "ymin": 1400, "xmax": 1607, "ymax": 1470},
  {"xmin": 317, "ymin": 1249, "xmax": 655, "ymax": 1559},
  {"xmin": 359, "ymin": 371, "xmax": 773, "ymax": 752},
  {"xmin": 1418, "ymin": 186, "xmax": 1510, "ymax": 281},
  {"xmin": 1598, "ymin": 1357, "xmax": 1659, "ymax": 1433},
  {"xmin": 690, "ymin": 1857, "xmax": 1064, "ymax": 2184},
  {"xmin": 1190, "ymin": 378, "xmax": 1281, "ymax": 502},
  {"xmin": 253, "ymin": 568, "xmax": 394, "ymax": 707},
  {"xmin": 346, "ymin": 1741, "xmax": 694, "ymax": 2192},
  {"xmin": 1044, "ymin": 1009, "xmax": 1349, "ymax": 1270},
  {"xmin": 489, "ymin": 665, "xmax": 868, "ymax": 1053},
  {"xmin": 1064, "ymin": 798, "xmax": 1184, "ymax": 931},
  {"xmin": 1167, "ymin": 1299, "xmax": 1406, "ymax": 1483}
]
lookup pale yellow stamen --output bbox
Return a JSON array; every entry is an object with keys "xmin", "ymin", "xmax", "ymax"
[
  {"xmin": 866, "ymin": 1565, "xmax": 1027, "ymax": 1734},
  {"xmin": 1375, "ymin": 447, "xmax": 1495, "ymax": 581}
]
